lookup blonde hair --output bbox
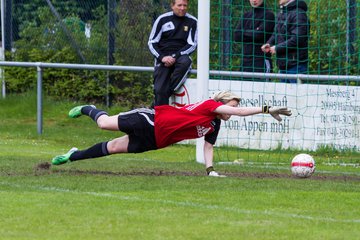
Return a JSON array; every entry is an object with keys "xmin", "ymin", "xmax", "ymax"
[{"xmin": 211, "ymin": 90, "xmax": 241, "ymax": 104}]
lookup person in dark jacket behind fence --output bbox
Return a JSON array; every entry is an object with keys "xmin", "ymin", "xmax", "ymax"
[
  {"xmin": 234, "ymin": 0, "xmax": 275, "ymax": 81},
  {"xmin": 261, "ymin": 0, "xmax": 310, "ymax": 83}
]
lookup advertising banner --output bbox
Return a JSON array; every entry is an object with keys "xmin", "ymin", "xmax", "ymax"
[{"xmin": 173, "ymin": 79, "xmax": 360, "ymax": 151}]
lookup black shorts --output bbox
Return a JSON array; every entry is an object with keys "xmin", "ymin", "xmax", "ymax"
[{"xmin": 118, "ymin": 108, "xmax": 157, "ymax": 153}]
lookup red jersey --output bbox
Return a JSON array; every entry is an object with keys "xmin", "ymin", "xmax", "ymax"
[{"xmin": 154, "ymin": 99, "xmax": 223, "ymax": 148}]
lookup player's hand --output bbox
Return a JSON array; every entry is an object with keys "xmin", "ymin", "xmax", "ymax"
[
  {"xmin": 208, "ymin": 171, "xmax": 226, "ymax": 178},
  {"xmin": 261, "ymin": 43, "xmax": 270, "ymax": 53},
  {"xmin": 269, "ymin": 107, "xmax": 292, "ymax": 122}
]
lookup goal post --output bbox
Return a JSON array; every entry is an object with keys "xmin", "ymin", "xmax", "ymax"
[{"xmin": 195, "ymin": 0, "xmax": 210, "ymax": 164}]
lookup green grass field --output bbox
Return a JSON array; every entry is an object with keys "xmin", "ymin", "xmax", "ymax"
[{"xmin": 1, "ymin": 93, "xmax": 359, "ymax": 239}]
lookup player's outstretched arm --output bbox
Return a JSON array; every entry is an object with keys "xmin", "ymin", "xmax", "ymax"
[
  {"xmin": 204, "ymin": 141, "xmax": 226, "ymax": 177},
  {"xmin": 214, "ymin": 105, "xmax": 262, "ymax": 116},
  {"xmin": 214, "ymin": 105, "xmax": 292, "ymax": 122}
]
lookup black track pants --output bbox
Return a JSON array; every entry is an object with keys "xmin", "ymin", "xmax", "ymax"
[{"xmin": 153, "ymin": 55, "xmax": 192, "ymax": 106}]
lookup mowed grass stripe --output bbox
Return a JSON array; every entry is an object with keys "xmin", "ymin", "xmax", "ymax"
[{"xmin": 1, "ymin": 181, "xmax": 359, "ymax": 224}]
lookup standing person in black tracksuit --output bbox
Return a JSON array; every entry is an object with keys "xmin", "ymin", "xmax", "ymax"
[
  {"xmin": 148, "ymin": 0, "xmax": 198, "ymax": 106},
  {"xmin": 261, "ymin": 0, "xmax": 310, "ymax": 83},
  {"xmin": 234, "ymin": 0, "xmax": 275, "ymax": 80}
]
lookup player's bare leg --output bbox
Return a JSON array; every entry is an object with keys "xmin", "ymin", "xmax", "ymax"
[{"xmin": 96, "ymin": 115, "xmax": 120, "ymax": 131}]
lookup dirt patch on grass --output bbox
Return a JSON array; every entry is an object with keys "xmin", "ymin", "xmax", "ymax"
[
  {"xmin": 33, "ymin": 162, "xmax": 360, "ymax": 181},
  {"xmin": 35, "ymin": 162, "xmax": 51, "ymax": 171}
]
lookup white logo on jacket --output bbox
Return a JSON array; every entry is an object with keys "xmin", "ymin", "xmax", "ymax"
[{"xmin": 162, "ymin": 21, "xmax": 175, "ymax": 32}]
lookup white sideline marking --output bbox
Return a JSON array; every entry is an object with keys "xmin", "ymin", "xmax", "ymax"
[
  {"xmin": 222, "ymin": 161, "xmax": 360, "ymax": 176},
  {"xmin": 323, "ymin": 162, "xmax": 360, "ymax": 167},
  {"xmin": 1, "ymin": 182, "xmax": 359, "ymax": 224}
]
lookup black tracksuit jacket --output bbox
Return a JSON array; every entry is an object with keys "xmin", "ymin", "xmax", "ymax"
[
  {"xmin": 234, "ymin": 4, "xmax": 275, "ymax": 72},
  {"xmin": 148, "ymin": 11, "xmax": 198, "ymax": 62},
  {"xmin": 267, "ymin": 0, "xmax": 310, "ymax": 70}
]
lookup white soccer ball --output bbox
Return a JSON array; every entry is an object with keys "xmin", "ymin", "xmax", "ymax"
[{"xmin": 291, "ymin": 153, "xmax": 316, "ymax": 178}]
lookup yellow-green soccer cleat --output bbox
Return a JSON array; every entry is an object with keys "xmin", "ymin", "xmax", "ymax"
[
  {"xmin": 68, "ymin": 105, "xmax": 87, "ymax": 118},
  {"xmin": 68, "ymin": 105, "xmax": 96, "ymax": 118},
  {"xmin": 51, "ymin": 147, "xmax": 78, "ymax": 165}
]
